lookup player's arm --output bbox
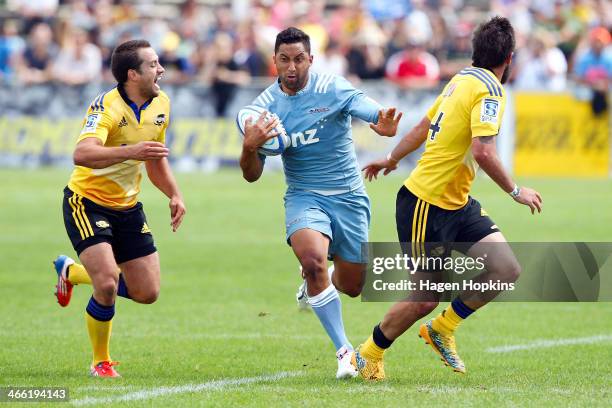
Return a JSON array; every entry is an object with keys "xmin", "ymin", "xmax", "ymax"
[
  {"xmin": 471, "ymin": 136, "xmax": 542, "ymax": 214},
  {"xmin": 239, "ymin": 112, "xmax": 279, "ymax": 183},
  {"xmin": 337, "ymin": 76, "xmax": 402, "ymax": 137},
  {"xmin": 363, "ymin": 115, "xmax": 430, "ymax": 181},
  {"xmin": 470, "ymin": 92, "xmax": 542, "ymax": 214},
  {"xmin": 74, "ymin": 138, "xmax": 169, "ymax": 169},
  {"xmin": 145, "ymin": 158, "xmax": 186, "ymax": 232}
]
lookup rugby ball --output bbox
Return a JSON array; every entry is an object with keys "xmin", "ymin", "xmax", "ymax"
[{"xmin": 236, "ymin": 105, "xmax": 289, "ymax": 156}]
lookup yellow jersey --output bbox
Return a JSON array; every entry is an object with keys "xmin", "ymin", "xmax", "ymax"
[
  {"xmin": 68, "ymin": 86, "xmax": 170, "ymax": 210},
  {"xmin": 405, "ymin": 67, "xmax": 506, "ymax": 210}
]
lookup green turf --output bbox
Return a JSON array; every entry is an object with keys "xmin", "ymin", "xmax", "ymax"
[{"xmin": 0, "ymin": 168, "xmax": 610, "ymax": 407}]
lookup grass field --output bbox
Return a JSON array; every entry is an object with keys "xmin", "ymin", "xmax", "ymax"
[{"xmin": 0, "ymin": 168, "xmax": 610, "ymax": 407}]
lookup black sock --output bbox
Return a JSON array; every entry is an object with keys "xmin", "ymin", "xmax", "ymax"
[{"xmin": 372, "ymin": 323, "xmax": 394, "ymax": 349}]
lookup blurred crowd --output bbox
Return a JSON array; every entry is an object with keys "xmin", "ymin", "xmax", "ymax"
[{"xmin": 0, "ymin": 0, "xmax": 611, "ymax": 116}]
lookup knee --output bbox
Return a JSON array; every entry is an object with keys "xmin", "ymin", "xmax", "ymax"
[
  {"xmin": 96, "ymin": 276, "xmax": 118, "ymax": 300},
  {"xmin": 300, "ymin": 253, "xmax": 327, "ymax": 279},
  {"xmin": 131, "ymin": 287, "xmax": 160, "ymax": 304},
  {"xmin": 505, "ymin": 260, "xmax": 522, "ymax": 283},
  {"xmin": 415, "ymin": 301, "xmax": 439, "ymax": 317}
]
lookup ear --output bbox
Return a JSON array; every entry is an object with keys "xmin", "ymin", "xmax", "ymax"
[
  {"xmin": 127, "ymin": 68, "xmax": 138, "ymax": 82},
  {"xmin": 505, "ymin": 52, "xmax": 513, "ymax": 65},
  {"xmin": 309, "ymin": 54, "xmax": 313, "ymax": 64},
  {"xmin": 272, "ymin": 54, "xmax": 276, "ymax": 65}
]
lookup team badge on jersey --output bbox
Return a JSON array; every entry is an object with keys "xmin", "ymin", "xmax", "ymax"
[
  {"xmin": 81, "ymin": 113, "xmax": 101, "ymax": 134},
  {"xmin": 154, "ymin": 114, "xmax": 166, "ymax": 126},
  {"xmin": 480, "ymin": 98, "xmax": 499, "ymax": 123}
]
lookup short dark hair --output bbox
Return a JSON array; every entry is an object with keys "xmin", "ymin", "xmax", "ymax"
[
  {"xmin": 472, "ymin": 16, "xmax": 515, "ymax": 70},
  {"xmin": 274, "ymin": 27, "xmax": 310, "ymax": 54},
  {"xmin": 111, "ymin": 39, "xmax": 151, "ymax": 84}
]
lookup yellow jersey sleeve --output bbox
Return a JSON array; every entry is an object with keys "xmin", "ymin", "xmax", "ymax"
[
  {"xmin": 470, "ymin": 89, "xmax": 505, "ymax": 138},
  {"xmin": 426, "ymin": 93, "xmax": 443, "ymax": 121},
  {"xmin": 77, "ymin": 94, "xmax": 116, "ymax": 144},
  {"xmin": 156, "ymin": 91, "xmax": 170, "ymax": 144}
]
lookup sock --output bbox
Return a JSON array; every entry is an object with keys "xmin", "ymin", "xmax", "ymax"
[
  {"xmin": 431, "ymin": 297, "xmax": 475, "ymax": 336},
  {"xmin": 85, "ymin": 296, "xmax": 115, "ymax": 365},
  {"xmin": 67, "ymin": 263, "xmax": 91, "ymax": 285},
  {"xmin": 360, "ymin": 324, "xmax": 392, "ymax": 361},
  {"xmin": 308, "ymin": 284, "xmax": 352, "ymax": 352},
  {"xmin": 117, "ymin": 273, "xmax": 131, "ymax": 299}
]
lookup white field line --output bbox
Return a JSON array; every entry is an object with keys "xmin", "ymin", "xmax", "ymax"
[
  {"xmin": 71, "ymin": 371, "xmax": 302, "ymax": 406},
  {"xmin": 486, "ymin": 334, "xmax": 612, "ymax": 353}
]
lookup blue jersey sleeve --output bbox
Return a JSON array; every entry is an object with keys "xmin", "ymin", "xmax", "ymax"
[{"xmin": 334, "ymin": 76, "xmax": 381, "ymax": 124}]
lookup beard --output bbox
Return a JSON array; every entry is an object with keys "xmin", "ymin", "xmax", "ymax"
[
  {"xmin": 501, "ymin": 64, "xmax": 511, "ymax": 84},
  {"xmin": 281, "ymin": 74, "xmax": 306, "ymax": 92},
  {"xmin": 138, "ymin": 80, "xmax": 158, "ymax": 100}
]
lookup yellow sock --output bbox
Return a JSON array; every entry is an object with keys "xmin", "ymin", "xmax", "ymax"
[
  {"xmin": 68, "ymin": 263, "xmax": 92, "ymax": 285},
  {"xmin": 86, "ymin": 313, "xmax": 112, "ymax": 365},
  {"xmin": 360, "ymin": 335, "xmax": 385, "ymax": 361},
  {"xmin": 431, "ymin": 305, "xmax": 463, "ymax": 336}
]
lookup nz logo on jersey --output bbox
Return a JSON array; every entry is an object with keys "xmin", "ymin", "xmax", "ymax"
[
  {"xmin": 290, "ymin": 128, "xmax": 319, "ymax": 147},
  {"xmin": 480, "ymin": 98, "xmax": 499, "ymax": 123},
  {"xmin": 154, "ymin": 113, "xmax": 166, "ymax": 126}
]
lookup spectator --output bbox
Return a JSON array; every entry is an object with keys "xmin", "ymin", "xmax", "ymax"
[
  {"xmin": 158, "ymin": 31, "xmax": 194, "ymax": 84},
  {"xmin": 346, "ymin": 22, "xmax": 387, "ymax": 81},
  {"xmin": 312, "ymin": 40, "xmax": 348, "ymax": 76},
  {"xmin": 52, "ymin": 27, "xmax": 102, "ymax": 86},
  {"xmin": 234, "ymin": 23, "xmax": 268, "ymax": 77},
  {"xmin": 0, "ymin": 19, "xmax": 26, "ymax": 81},
  {"xmin": 514, "ymin": 30, "xmax": 568, "ymax": 91},
  {"xmin": 386, "ymin": 38, "xmax": 440, "ymax": 89},
  {"xmin": 14, "ymin": 22, "xmax": 57, "ymax": 85},
  {"xmin": 573, "ymin": 26, "xmax": 612, "ymax": 115},
  {"xmin": 438, "ymin": 21, "xmax": 473, "ymax": 80},
  {"xmin": 210, "ymin": 32, "xmax": 250, "ymax": 117}
]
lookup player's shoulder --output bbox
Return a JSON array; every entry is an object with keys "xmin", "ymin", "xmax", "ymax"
[
  {"xmin": 454, "ymin": 67, "xmax": 504, "ymax": 99},
  {"xmin": 311, "ymin": 72, "xmax": 351, "ymax": 95},
  {"xmin": 87, "ymin": 87, "xmax": 120, "ymax": 116},
  {"xmin": 157, "ymin": 90, "xmax": 170, "ymax": 103},
  {"xmin": 253, "ymin": 82, "xmax": 278, "ymax": 109}
]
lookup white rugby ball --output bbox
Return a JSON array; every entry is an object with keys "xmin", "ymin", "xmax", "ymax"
[{"xmin": 236, "ymin": 104, "xmax": 290, "ymax": 156}]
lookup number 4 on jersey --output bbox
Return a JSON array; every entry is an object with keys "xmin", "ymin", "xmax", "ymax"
[{"xmin": 429, "ymin": 112, "xmax": 444, "ymax": 141}]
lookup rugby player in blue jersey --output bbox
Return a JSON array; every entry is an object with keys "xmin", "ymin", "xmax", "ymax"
[{"xmin": 239, "ymin": 27, "xmax": 402, "ymax": 379}]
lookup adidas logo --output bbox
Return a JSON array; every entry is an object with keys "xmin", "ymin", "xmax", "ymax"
[
  {"xmin": 141, "ymin": 223, "xmax": 151, "ymax": 234},
  {"xmin": 119, "ymin": 116, "xmax": 128, "ymax": 127}
]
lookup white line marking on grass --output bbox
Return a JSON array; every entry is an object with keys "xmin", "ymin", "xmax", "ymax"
[
  {"xmin": 486, "ymin": 334, "xmax": 612, "ymax": 353},
  {"xmin": 71, "ymin": 371, "xmax": 302, "ymax": 406}
]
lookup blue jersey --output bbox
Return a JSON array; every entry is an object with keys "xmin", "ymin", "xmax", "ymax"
[{"xmin": 252, "ymin": 72, "xmax": 381, "ymax": 192}]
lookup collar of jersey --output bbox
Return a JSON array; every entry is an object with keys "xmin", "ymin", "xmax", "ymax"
[
  {"xmin": 117, "ymin": 83, "xmax": 155, "ymax": 122},
  {"xmin": 463, "ymin": 66, "xmax": 502, "ymax": 87},
  {"xmin": 276, "ymin": 72, "xmax": 312, "ymax": 97}
]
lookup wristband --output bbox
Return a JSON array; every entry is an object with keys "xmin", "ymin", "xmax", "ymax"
[{"xmin": 509, "ymin": 184, "xmax": 521, "ymax": 198}]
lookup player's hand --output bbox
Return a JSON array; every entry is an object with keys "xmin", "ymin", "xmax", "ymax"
[
  {"xmin": 370, "ymin": 108, "xmax": 403, "ymax": 137},
  {"xmin": 169, "ymin": 195, "xmax": 186, "ymax": 232},
  {"xmin": 128, "ymin": 141, "xmax": 169, "ymax": 161},
  {"xmin": 243, "ymin": 111, "xmax": 279, "ymax": 153},
  {"xmin": 513, "ymin": 187, "xmax": 543, "ymax": 214},
  {"xmin": 362, "ymin": 157, "xmax": 398, "ymax": 181}
]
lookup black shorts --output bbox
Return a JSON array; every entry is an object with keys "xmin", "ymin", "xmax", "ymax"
[
  {"xmin": 396, "ymin": 185, "xmax": 499, "ymax": 259},
  {"xmin": 62, "ymin": 187, "xmax": 156, "ymax": 264}
]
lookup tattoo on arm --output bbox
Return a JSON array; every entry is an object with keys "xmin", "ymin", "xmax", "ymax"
[{"xmin": 478, "ymin": 136, "xmax": 495, "ymax": 144}]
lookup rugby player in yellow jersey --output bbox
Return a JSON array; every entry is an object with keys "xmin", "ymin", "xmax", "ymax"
[
  {"xmin": 52, "ymin": 40, "xmax": 186, "ymax": 377},
  {"xmin": 352, "ymin": 17, "xmax": 542, "ymax": 379}
]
